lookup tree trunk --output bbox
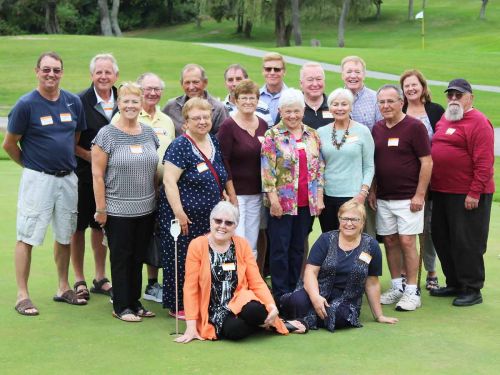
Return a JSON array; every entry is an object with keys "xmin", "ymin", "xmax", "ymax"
[
  {"xmin": 45, "ymin": 0, "xmax": 60, "ymax": 34},
  {"xmin": 110, "ymin": 0, "xmax": 122, "ymax": 36},
  {"xmin": 291, "ymin": 0, "xmax": 302, "ymax": 46},
  {"xmin": 166, "ymin": 0, "xmax": 174, "ymax": 24},
  {"xmin": 480, "ymin": 0, "xmax": 488, "ymax": 20},
  {"xmin": 374, "ymin": 0, "xmax": 382, "ymax": 19},
  {"xmin": 408, "ymin": 0, "xmax": 414, "ymax": 20},
  {"xmin": 337, "ymin": 0, "xmax": 350, "ymax": 48},
  {"xmin": 275, "ymin": 0, "xmax": 290, "ymax": 47},
  {"xmin": 244, "ymin": 20, "xmax": 253, "ymax": 38},
  {"xmin": 236, "ymin": 12, "xmax": 243, "ymax": 33},
  {"xmin": 97, "ymin": 0, "xmax": 113, "ymax": 36}
]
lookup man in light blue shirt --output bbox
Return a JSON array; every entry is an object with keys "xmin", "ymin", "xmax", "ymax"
[{"xmin": 259, "ymin": 52, "xmax": 288, "ymax": 125}]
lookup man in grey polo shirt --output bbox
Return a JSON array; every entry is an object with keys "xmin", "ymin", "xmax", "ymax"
[
  {"xmin": 3, "ymin": 52, "xmax": 87, "ymax": 316},
  {"xmin": 163, "ymin": 63, "xmax": 228, "ymax": 136}
]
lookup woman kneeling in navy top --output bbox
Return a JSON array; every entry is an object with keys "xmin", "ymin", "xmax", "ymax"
[{"xmin": 280, "ymin": 200, "xmax": 398, "ymax": 332}]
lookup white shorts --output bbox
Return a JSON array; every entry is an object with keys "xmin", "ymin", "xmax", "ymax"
[
  {"xmin": 235, "ymin": 194, "xmax": 262, "ymax": 258},
  {"xmin": 376, "ymin": 199, "xmax": 424, "ymax": 236},
  {"xmin": 17, "ymin": 168, "xmax": 78, "ymax": 246},
  {"xmin": 259, "ymin": 196, "xmax": 268, "ymax": 230}
]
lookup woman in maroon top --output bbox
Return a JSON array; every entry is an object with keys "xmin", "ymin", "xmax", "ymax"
[{"xmin": 217, "ymin": 80, "xmax": 268, "ymax": 261}]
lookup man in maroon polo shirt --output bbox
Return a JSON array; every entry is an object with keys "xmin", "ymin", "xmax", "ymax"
[
  {"xmin": 369, "ymin": 84, "xmax": 432, "ymax": 312},
  {"xmin": 429, "ymin": 79, "xmax": 494, "ymax": 307}
]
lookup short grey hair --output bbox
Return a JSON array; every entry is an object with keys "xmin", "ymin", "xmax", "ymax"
[
  {"xmin": 278, "ymin": 88, "xmax": 305, "ymax": 109},
  {"xmin": 300, "ymin": 62, "xmax": 324, "ymax": 80},
  {"xmin": 224, "ymin": 64, "xmax": 248, "ymax": 80},
  {"xmin": 90, "ymin": 53, "xmax": 119, "ymax": 74},
  {"xmin": 136, "ymin": 72, "xmax": 165, "ymax": 90},
  {"xmin": 327, "ymin": 88, "xmax": 354, "ymax": 107},
  {"xmin": 210, "ymin": 201, "xmax": 240, "ymax": 227},
  {"xmin": 377, "ymin": 84, "xmax": 404, "ymax": 101},
  {"xmin": 180, "ymin": 63, "xmax": 207, "ymax": 83}
]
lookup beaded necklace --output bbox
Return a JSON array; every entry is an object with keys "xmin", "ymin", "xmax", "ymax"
[{"xmin": 331, "ymin": 121, "xmax": 350, "ymax": 150}]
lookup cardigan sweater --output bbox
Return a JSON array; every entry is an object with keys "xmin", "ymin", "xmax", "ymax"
[
  {"xmin": 183, "ymin": 235, "xmax": 288, "ymax": 340},
  {"xmin": 402, "ymin": 101, "xmax": 445, "ymax": 132}
]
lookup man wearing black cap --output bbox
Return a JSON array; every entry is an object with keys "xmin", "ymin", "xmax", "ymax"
[{"xmin": 430, "ymin": 78, "xmax": 494, "ymax": 306}]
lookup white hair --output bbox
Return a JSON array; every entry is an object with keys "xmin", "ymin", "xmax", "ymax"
[
  {"xmin": 89, "ymin": 53, "xmax": 119, "ymax": 74},
  {"xmin": 278, "ymin": 88, "xmax": 305, "ymax": 109},
  {"xmin": 210, "ymin": 201, "xmax": 240, "ymax": 226},
  {"xmin": 327, "ymin": 88, "xmax": 354, "ymax": 107}
]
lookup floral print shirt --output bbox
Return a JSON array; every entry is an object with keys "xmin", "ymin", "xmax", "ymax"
[{"xmin": 261, "ymin": 121, "xmax": 324, "ymax": 216}]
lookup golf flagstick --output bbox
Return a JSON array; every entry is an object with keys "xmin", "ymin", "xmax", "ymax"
[{"xmin": 170, "ymin": 219, "xmax": 181, "ymax": 335}]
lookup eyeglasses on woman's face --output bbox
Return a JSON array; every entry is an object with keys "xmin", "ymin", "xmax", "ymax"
[
  {"xmin": 212, "ymin": 218, "xmax": 236, "ymax": 227},
  {"xmin": 338, "ymin": 216, "xmax": 362, "ymax": 224}
]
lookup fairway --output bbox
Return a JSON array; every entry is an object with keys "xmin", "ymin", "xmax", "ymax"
[{"xmin": 1, "ymin": 161, "xmax": 500, "ymax": 375}]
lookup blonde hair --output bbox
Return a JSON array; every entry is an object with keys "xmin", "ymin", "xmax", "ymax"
[
  {"xmin": 182, "ymin": 97, "xmax": 213, "ymax": 120},
  {"xmin": 338, "ymin": 199, "xmax": 366, "ymax": 223},
  {"xmin": 117, "ymin": 82, "xmax": 142, "ymax": 100},
  {"xmin": 263, "ymin": 52, "xmax": 286, "ymax": 70},
  {"xmin": 341, "ymin": 56, "xmax": 366, "ymax": 72}
]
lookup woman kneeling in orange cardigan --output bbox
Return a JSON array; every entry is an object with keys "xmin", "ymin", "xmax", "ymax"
[{"xmin": 175, "ymin": 201, "xmax": 307, "ymax": 343}]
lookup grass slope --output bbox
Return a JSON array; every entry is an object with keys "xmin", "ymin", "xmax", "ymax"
[{"xmin": 1, "ymin": 159, "xmax": 499, "ymax": 375}]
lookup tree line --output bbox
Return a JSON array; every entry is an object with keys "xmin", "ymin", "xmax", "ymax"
[{"xmin": 0, "ymin": 0, "xmax": 490, "ymax": 47}]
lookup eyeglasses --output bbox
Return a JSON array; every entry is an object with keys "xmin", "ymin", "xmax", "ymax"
[
  {"xmin": 446, "ymin": 91, "xmax": 464, "ymax": 100},
  {"xmin": 377, "ymin": 99, "xmax": 401, "ymax": 106},
  {"xmin": 39, "ymin": 67, "xmax": 63, "ymax": 75},
  {"xmin": 213, "ymin": 218, "xmax": 235, "ymax": 227},
  {"xmin": 264, "ymin": 67, "xmax": 283, "ymax": 73},
  {"xmin": 339, "ymin": 216, "xmax": 362, "ymax": 224},
  {"xmin": 238, "ymin": 96, "xmax": 257, "ymax": 102},
  {"xmin": 143, "ymin": 87, "xmax": 163, "ymax": 93},
  {"xmin": 188, "ymin": 115, "xmax": 211, "ymax": 122}
]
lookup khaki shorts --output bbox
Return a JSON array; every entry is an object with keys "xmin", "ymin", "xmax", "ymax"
[
  {"xmin": 376, "ymin": 199, "xmax": 424, "ymax": 236},
  {"xmin": 17, "ymin": 168, "xmax": 78, "ymax": 246}
]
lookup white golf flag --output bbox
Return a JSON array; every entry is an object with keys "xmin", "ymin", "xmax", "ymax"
[{"xmin": 415, "ymin": 11, "xmax": 424, "ymax": 19}]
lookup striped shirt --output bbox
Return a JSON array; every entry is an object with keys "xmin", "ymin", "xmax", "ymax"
[{"xmin": 350, "ymin": 86, "xmax": 383, "ymax": 131}]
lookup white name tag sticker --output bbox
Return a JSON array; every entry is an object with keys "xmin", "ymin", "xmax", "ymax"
[
  {"xmin": 60, "ymin": 113, "xmax": 72, "ymax": 122},
  {"xmin": 257, "ymin": 136, "xmax": 265, "ymax": 144},
  {"xmin": 388, "ymin": 138, "xmax": 399, "ymax": 147},
  {"xmin": 346, "ymin": 135, "xmax": 359, "ymax": 143},
  {"xmin": 153, "ymin": 127, "xmax": 166, "ymax": 135},
  {"xmin": 445, "ymin": 128, "xmax": 456, "ymax": 135},
  {"xmin": 40, "ymin": 116, "xmax": 54, "ymax": 126},
  {"xmin": 359, "ymin": 251, "xmax": 372, "ymax": 264},
  {"xmin": 322, "ymin": 111, "xmax": 333, "ymax": 119},
  {"xmin": 296, "ymin": 142, "xmax": 306, "ymax": 150},
  {"xmin": 197, "ymin": 162, "xmax": 209, "ymax": 173},
  {"xmin": 130, "ymin": 145, "xmax": 143, "ymax": 154},
  {"xmin": 222, "ymin": 262, "xmax": 236, "ymax": 271}
]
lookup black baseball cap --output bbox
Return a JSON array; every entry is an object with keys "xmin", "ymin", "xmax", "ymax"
[{"xmin": 444, "ymin": 78, "xmax": 472, "ymax": 94}]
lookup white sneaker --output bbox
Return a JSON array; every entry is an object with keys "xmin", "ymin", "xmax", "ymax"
[
  {"xmin": 144, "ymin": 282, "xmax": 163, "ymax": 303},
  {"xmin": 380, "ymin": 287, "xmax": 404, "ymax": 305},
  {"xmin": 395, "ymin": 290, "xmax": 421, "ymax": 311}
]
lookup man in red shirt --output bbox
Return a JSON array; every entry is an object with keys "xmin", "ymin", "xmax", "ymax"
[
  {"xmin": 369, "ymin": 84, "xmax": 432, "ymax": 312},
  {"xmin": 430, "ymin": 79, "xmax": 494, "ymax": 307}
]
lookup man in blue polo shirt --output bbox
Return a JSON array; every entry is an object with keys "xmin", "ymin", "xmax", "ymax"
[{"xmin": 3, "ymin": 52, "xmax": 87, "ymax": 316}]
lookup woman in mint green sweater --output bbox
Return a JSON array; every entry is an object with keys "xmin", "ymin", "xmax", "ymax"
[{"xmin": 317, "ymin": 88, "xmax": 374, "ymax": 232}]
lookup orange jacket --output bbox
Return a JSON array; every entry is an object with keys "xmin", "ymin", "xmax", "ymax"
[{"xmin": 183, "ymin": 235, "xmax": 289, "ymax": 340}]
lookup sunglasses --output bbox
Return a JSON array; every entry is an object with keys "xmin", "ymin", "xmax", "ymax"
[
  {"xmin": 40, "ymin": 67, "xmax": 63, "ymax": 75},
  {"xmin": 446, "ymin": 91, "xmax": 464, "ymax": 100},
  {"xmin": 213, "ymin": 218, "xmax": 236, "ymax": 227},
  {"xmin": 264, "ymin": 67, "xmax": 283, "ymax": 73}
]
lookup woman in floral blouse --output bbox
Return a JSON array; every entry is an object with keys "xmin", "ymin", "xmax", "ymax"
[{"xmin": 261, "ymin": 88, "xmax": 324, "ymax": 304}]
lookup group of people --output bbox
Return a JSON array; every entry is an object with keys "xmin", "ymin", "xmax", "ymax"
[{"xmin": 4, "ymin": 50, "xmax": 494, "ymax": 343}]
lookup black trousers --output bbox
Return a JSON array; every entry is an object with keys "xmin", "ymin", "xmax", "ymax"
[
  {"xmin": 105, "ymin": 213, "xmax": 155, "ymax": 314},
  {"xmin": 431, "ymin": 192, "xmax": 492, "ymax": 291},
  {"xmin": 220, "ymin": 301, "xmax": 268, "ymax": 341},
  {"xmin": 318, "ymin": 195, "xmax": 352, "ymax": 232}
]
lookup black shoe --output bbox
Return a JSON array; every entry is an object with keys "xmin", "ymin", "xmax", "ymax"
[
  {"xmin": 453, "ymin": 291, "xmax": 483, "ymax": 307},
  {"xmin": 429, "ymin": 286, "xmax": 461, "ymax": 297}
]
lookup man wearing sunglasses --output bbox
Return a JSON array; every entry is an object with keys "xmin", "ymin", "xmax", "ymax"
[
  {"xmin": 3, "ymin": 52, "xmax": 87, "ymax": 316},
  {"xmin": 260, "ymin": 53, "xmax": 288, "ymax": 124},
  {"xmin": 429, "ymin": 79, "xmax": 494, "ymax": 307}
]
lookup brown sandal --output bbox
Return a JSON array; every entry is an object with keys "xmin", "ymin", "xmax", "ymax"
[
  {"xmin": 74, "ymin": 280, "xmax": 90, "ymax": 301},
  {"xmin": 15, "ymin": 298, "xmax": 39, "ymax": 316},
  {"xmin": 53, "ymin": 290, "xmax": 87, "ymax": 305}
]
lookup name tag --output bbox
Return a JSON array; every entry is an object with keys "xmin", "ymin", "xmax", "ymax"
[
  {"xmin": 296, "ymin": 142, "xmax": 306, "ymax": 150},
  {"xmin": 130, "ymin": 145, "xmax": 143, "ymax": 154},
  {"xmin": 346, "ymin": 135, "xmax": 359, "ymax": 143},
  {"xmin": 445, "ymin": 128, "xmax": 456, "ymax": 135},
  {"xmin": 60, "ymin": 113, "xmax": 72, "ymax": 122},
  {"xmin": 40, "ymin": 116, "xmax": 54, "ymax": 126},
  {"xmin": 322, "ymin": 111, "xmax": 333, "ymax": 119},
  {"xmin": 222, "ymin": 262, "xmax": 236, "ymax": 271},
  {"xmin": 153, "ymin": 127, "xmax": 166, "ymax": 135},
  {"xmin": 257, "ymin": 136, "xmax": 265, "ymax": 144},
  {"xmin": 197, "ymin": 162, "xmax": 209, "ymax": 173},
  {"xmin": 359, "ymin": 251, "xmax": 372, "ymax": 264},
  {"xmin": 387, "ymin": 138, "xmax": 399, "ymax": 147}
]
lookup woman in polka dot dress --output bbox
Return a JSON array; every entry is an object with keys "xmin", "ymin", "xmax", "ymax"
[{"xmin": 158, "ymin": 97, "xmax": 235, "ymax": 318}]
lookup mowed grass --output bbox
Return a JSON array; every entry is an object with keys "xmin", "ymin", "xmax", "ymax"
[{"xmin": 0, "ymin": 159, "xmax": 499, "ymax": 375}]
